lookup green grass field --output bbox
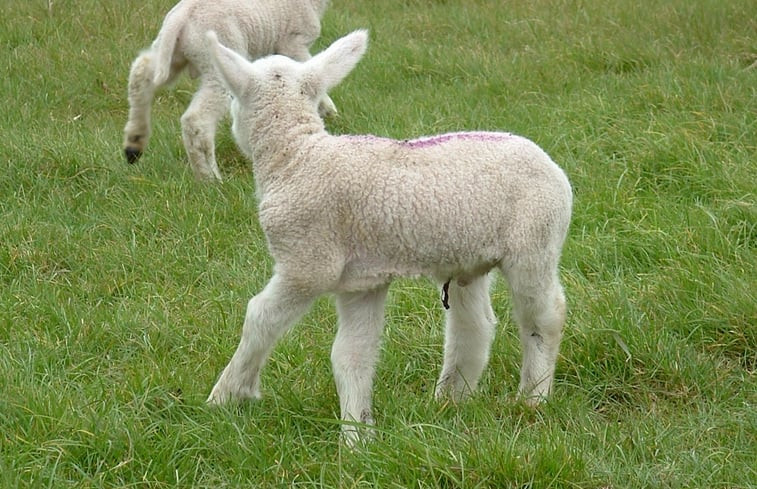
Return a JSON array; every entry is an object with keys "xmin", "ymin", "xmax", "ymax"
[{"xmin": 1, "ymin": 0, "xmax": 755, "ymax": 487}]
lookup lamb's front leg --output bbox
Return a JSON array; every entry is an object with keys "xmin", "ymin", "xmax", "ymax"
[
  {"xmin": 208, "ymin": 274, "xmax": 314, "ymax": 403},
  {"xmin": 332, "ymin": 286, "xmax": 389, "ymax": 446},
  {"xmin": 123, "ymin": 53, "xmax": 158, "ymax": 164},
  {"xmin": 180, "ymin": 77, "xmax": 227, "ymax": 181}
]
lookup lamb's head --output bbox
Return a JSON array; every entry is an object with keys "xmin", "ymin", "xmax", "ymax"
[{"xmin": 206, "ymin": 30, "xmax": 368, "ymax": 154}]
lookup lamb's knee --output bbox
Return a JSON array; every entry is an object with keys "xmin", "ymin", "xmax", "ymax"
[
  {"xmin": 331, "ymin": 339, "xmax": 360, "ymax": 373},
  {"xmin": 181, "ymin": 111, "xmax": 206, "ymax": 138},
  {"xmin": 537, "ymin": 291, "xmax": 566, "ymax": 336},
  {"xmin": 181, "ymin": 112, "xmax": 220, "ymax": 175},
  {"xmin": 181, "ymin": 107, "xmax": 221, "ymax": 150},
  {"xmin": 128, "ymin": 53, "xmax": 156, "ymax": 95}
]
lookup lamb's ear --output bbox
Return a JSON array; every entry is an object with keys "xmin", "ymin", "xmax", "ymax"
[
  {"xmin": 205, "ymin": 31, "xmax": 254, "ymax": 96},
  {"xmin": 306, "ymin": 30, "xmax": 368, "ymax": 93}
]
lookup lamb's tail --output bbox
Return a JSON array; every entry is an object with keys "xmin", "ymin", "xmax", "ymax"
[{"xmin": 151, "ymin": 2, "xmax": 187, "ymax": 85}]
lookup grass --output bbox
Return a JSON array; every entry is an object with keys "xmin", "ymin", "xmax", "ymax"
[{"xmin": 1, "ymin": 0, "xmax": 755, "ymax": 487}]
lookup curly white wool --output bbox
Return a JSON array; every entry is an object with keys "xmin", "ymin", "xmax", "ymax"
[{"xmin": 205, "ymin": 30, "xmax": 573, "ymax": 445}]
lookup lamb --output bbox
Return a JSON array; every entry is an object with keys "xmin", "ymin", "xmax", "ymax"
[
  {"xmin": 122, "ymin": 0, "xmax": 335, "ymax": 181},
  {"xmin": 204, "ymin": 30, "xmax": 573, "ymax": 444}
]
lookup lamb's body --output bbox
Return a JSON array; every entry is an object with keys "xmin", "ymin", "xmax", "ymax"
[
  {"xmin": 204, "ymin": 30, "xmax": 573, "ymax": 445},
  {"xmin": 123, "ymin": 0, "xmax": 333, "ymax": 180},
  {"xmin": 258, "ymin": 132, "xmax": 570, "ymax": 293}
]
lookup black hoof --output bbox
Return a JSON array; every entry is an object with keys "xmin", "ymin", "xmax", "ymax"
[{"xmin": 124, "ymin": 147, "xmax": 142, "ymax": 164}]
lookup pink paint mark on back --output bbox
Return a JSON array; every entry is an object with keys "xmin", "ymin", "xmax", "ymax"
[
  {"xmin": 339, "ymin": 131, "xmax": 514, "ymax": 150},
  {"xmin": 402, "ymin": 131, "xmax": 514, "ymax": 149}
]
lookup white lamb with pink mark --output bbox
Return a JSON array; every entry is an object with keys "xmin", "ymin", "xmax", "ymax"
[
  {"xmin": 122, "ymin": 0, "xmax": 335, "ymax": 181},
  {"xmin": 204, "ymin": 30, "xmax": 573, "ymax": 445}
]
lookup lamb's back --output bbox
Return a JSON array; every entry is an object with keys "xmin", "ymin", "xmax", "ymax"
[
  {"xmin": 174, "ymin": 0, "xmax": 323, "ymax": 64},
  {"xmin": 319, "ymin": 132, "xmax": 571, "ymax": 277}
]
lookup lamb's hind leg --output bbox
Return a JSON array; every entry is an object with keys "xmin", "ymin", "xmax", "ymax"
[
  {"xmin": 505, "ymin": 263, "xmax": 566, "ymax": 406},
  {"xmin": 180, "ymin": 77, "xmax": 227, "ymax": 181},
  {"xmin": 208, "ymin": 274, "xmax": 315, "ymax": 404},
  {"xmin": 332, "ymin": 286, "xmax": 389, "ymax": 445},
  {"xmin": 435, "ymin": 274, "xmax": 497, "ymax": 402}
]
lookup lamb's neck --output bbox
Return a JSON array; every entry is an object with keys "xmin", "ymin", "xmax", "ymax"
[{"xmin": 249, "ymin": 108, "xmax": 325, "ymax": 187}]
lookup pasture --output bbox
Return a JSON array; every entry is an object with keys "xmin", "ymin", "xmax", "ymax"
[{"xmin": 1, "ymin": 0, "xmax": 754, "ymax": 487}]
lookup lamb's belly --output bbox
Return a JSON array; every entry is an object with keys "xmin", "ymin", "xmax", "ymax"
[
  {"xmin": 336, "ymin": 258, "xmax": 424, "ymax": 292},
  {"xmin": 336, "ymin": 253, "xmax": 498, "ymax": 292}
]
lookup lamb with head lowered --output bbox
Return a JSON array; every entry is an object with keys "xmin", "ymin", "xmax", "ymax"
[
  {"xmin": 204, "ymin": 29, "xmax": 573, "ymax": 445},
  {"xmin": 122, "ymin": 0, "xmax": 335, "ymax": 181}
]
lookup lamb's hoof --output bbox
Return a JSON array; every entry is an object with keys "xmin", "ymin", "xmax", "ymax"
[
  {"xmin": 124, "ymin": 147, "xmax": 142, "ymax": 164},
  {"xmin": 341, "ymin": 412, "xmax": 375, "ymax": 448},
  {"xmin": 207, "ymin": 383, "xmax": 261, "ymax": 405},
  {"xmin": 435, "ymin": 374, "xmax": 474, "ymax": 404},
  {"xmin": 341, "ymin": 427, "xmax": 373, "ymax": 448},
  {"xmin": 519, "ymin": 392, "xmax": 548, "ymax": 408}
]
